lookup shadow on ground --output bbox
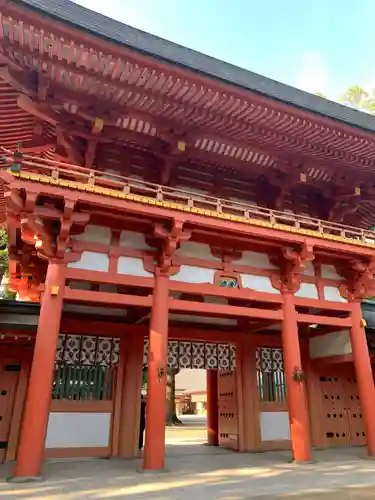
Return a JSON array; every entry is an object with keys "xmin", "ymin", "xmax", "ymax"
[{"xmin": 1, "ymin": 438, "xmax": 375, "ymax": 499}]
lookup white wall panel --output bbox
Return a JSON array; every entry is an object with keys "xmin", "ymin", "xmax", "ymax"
[
  {"xmin": 117, "ymin": 257, "xmax": 153, "ymax": 277},
  {"xmin": 310, "ymin": 330, "xmax": 352, "ymax": 359},
  {"xmin": 45, "ymin": 413, "xmax": 111, "ymax": 448},
  {"xmin": 241, "ymin": 275, "xmax": 280, "ymax": 294},
  {"xmin": 72, "ymin": 225, "xmax": 111, "ymax": 245},
  {"xmin": 324, "ymin": 286, "xmax": 347, "ymax": 302},
  {"xmin": 321, "ymin": 264, "xmax": 344, "ymax": 280},
  {"xmin": 233, "ymin": 251, "xmax": 278, "ymax": 269},
  {"xmin": 170, "ymin": 266, "xmax": 215, "ymax": 284},
  {"xmin": 119, "ymin": 231, "xmax": 155, "ymax": 250},
  {"xmin": 295, "ymin": 283, "xmax": 319, "ymax": 299},
  {"xmin": 68, "ymin": 252, "xmax": 109, "ymax": 272},
  {"xmin": 260, "ymin": 412, "xmax": 290, "ymax": 441}
]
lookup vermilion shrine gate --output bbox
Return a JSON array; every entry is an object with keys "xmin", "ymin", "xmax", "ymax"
[{"xmin": 1, "ymin": 0, "xmax": 375, "ymax": 481}]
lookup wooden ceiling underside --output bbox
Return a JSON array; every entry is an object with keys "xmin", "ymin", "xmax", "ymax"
[{"xmin": 1, "ymin": 9, "xmax": 375, "ymax": 228}]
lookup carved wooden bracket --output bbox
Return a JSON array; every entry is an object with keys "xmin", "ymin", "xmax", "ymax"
[
  {"xmin": 151, "ymin": 218, "xmax": 192, "ymax": 275},
  {"xmin": 339, "ymin": 258, "xmax": 375, "ymax": 300},
  {"xmin": 6, "ymin": 190, "xmax": 89, "ymax": 299},
  {"xmin": 271, "ymin": 242, "xmax": 315, "ymax": 293}
]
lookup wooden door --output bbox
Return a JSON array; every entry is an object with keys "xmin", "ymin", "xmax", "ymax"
[
  {"xmin": 343, "ymin": 376, "xmax": 365, "ymax": 446},
  {"xmin": 319, "ymin": 375, "xmax": 351, "ymax": 446},
  {"xmin": 0, "ymin": 365, "xmax": 19, "ymax": 462},
  {"xmin": 218, "ymin": 370, "xmax": 238, "ymax": 450}
]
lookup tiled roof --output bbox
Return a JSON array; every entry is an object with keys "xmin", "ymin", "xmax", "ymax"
[{"xmin": 16, "ymin": 0, "xmax": 375, "ymax": 134}]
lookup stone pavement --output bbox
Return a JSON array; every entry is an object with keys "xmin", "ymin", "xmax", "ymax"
[{"xmin": 1, "ymin": 432, "xmax": 375, "ymax": 499}]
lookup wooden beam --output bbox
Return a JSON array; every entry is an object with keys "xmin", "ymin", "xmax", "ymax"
[
  {"xmin": 169, "ymin": 298, "xmax": 282, "ymax": 320},
  {"xmin": 17, "ymin": 94, "xmax": 59, "ymax": 126},
  {"xmin": 297, "ymin": 313, "xmax": 351, "ymax": 327},
  {"xmin": 293, "ymin": 297, "xmax": 351, "ymax": 311},
  {"xmin": 15, "ymin": 180, "xmax": 375, "ymax": 258},
  {"xmin": 168, "ymin": 280, "xmax": 283, "ymax": 303},
  {"xmin": 65, "ymin": 268, "xmax": 154, "ymax": 289},
  {"xmin": 64, "ymin": 287, "xmax": 153, "ymax": 307}
]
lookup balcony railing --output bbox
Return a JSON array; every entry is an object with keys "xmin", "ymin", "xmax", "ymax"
[{"xmin": 1, "ymin": 147, "xmax": 375, "ymax": 245}]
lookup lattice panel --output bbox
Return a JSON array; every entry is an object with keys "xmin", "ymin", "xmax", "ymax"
[
  {"xmin": 256, "ymin": 348, "xmax": 283, "ymax": 373},
  {"xmin": 256, "ymin": 347, "xmax": 286, "ymax": 403},
  {"xmin": 218, "ymin": 370, "xmax": 238, "ymax": 450},
  {"xmin": 143, "ymin": 339, "xmax": 236, "ymax": 370},
  {"xmin": 57, "ymin": 334, "xmax": 120, "ymax": 367}
]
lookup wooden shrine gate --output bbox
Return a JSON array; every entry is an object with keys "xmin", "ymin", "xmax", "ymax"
[{"xmin": 318, "ymin": 369, "xmax": 365, "ymax": 447}]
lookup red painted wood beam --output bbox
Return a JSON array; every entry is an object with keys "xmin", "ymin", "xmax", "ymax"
[
  {"xmin": 168, "ymin": 281, "xmax": 283, "ymax": 303},
  {"xmin": 63, "ymin": 287, "xmax": 153, "ymax": 307},
  {"xmin": 169, "ymin": 298, "xmax": 282, "ymax": 320},
  {"xmin": 13, "ymin": 180, "xmax": 375, "ymax": 257},
  {"xmin": 297, "ymin": 313, "xmax": 351, "ymax": 327},
  {"xmin": 65, "ymin": 268, "xmax": 154, "ymax": 288},
  {"xmin": 293, "ymin": 297, "xmax": 351, "ymax": 311}
]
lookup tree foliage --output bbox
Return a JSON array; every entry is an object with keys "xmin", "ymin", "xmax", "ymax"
[
  {"xmin": 317, "ymin": 85, "xmax": 375, "ymax": 114},
  {"xmin": 0, "ymin": 229, "xmax": 16, "ymax": 299},
  {"xmin": 0, "ymin": 229, "xmax": 8, "ymax": 270}
]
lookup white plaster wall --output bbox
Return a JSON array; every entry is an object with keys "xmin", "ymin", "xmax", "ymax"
[
  {"xmin": 309, "ymin": 330, "xmax": 352, "ymax": 359},
  {"xmin": 303, "ymin": 261, "xmax": 315, "ymax": 276},
  {"xmin": 117, "ymin": 257, "xmax": 153, "ymax": 277},
  {"xmin": 45, "ymin": 413, "xmax": 111, "ymax": 448},
  {"xmin": 260, "ymin": 412, "xmax": 291, "ymax": 441},
  {"xmin": 72, "ymin": 225, "xmax": 112, "ymax": 245},
  {"xmin": 175, "ymin": 242, "xmax": 221, "ymax": 261},
  {"xmin": 321, "ymin": 264, "xmax": 344, "ymax": 280},
  {"xmin": 241, "ymin": 274, "xmax": 280, "ymax": 294},
  {"xmin": 324, "ymin": 286, "xmax": 347, "ymax": 302},
  {"xmin": 233, "ymin": 251, "xmax": 278, "ymax": 269},
  {"xmin": 295, "ymin": 283, "xmax": 319, "ymax": 299},
  {"xmin": 170, "ymin": 266, "xmax": 216, "ymax": 284},
  {"xmin": 119, "ymin": 231, "xmax": 155, "ymax": 251},
  {"xmin": 68, "ymin": 252, "xmax": 109, "ymax": 272}
]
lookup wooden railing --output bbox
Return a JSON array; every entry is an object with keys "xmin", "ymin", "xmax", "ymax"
[{"xmin": 1, "ymin": 148, "xmax": 374, "ymax": 244}]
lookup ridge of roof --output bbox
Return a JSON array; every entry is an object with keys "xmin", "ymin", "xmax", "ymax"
[{"xmin": 12, "ymin": 0, "xmax": 375, "ymax": 134}]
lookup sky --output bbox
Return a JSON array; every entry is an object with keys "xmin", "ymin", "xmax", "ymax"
[{"xmin": 73, "ymin": 0, "xmax": 375, "ymax": 100}]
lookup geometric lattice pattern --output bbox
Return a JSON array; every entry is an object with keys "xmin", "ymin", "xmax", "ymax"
[
  {"xmin": 144, "ymin": 338, "xmax": 236, "ymax": 370},
  {"xmin": 56, "ymin": 334, "xmax": 120, "ymax": 367},
  {"xmin": 256, "ymin": 347, "xmax": 283, "ymax": 373},
  {"xmin": 256, "ymin": 347, "xmax": 286, "ymax": 403}
]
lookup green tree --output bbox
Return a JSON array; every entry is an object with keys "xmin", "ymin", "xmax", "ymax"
[
  {"xmin": 339, "ymin": 85, "xmax": 373, "ymax": 112},
  {"xmin": 0, "ymin": 229, "xmax": 16, "ymax": 299},
  {"xmin": 0, "ymin": 229, "xmax": 8, "ymax": 283},
  {"xmin": 141, "ymin": 364, "xmax": 183, "ymax": 425},
  {"xmin": 317, "ymin": 85, "xmax": 375, "ymax": 114},
  {"xmin": 166, "ymin": 367, "xmax": 182, "ymax": 426}
]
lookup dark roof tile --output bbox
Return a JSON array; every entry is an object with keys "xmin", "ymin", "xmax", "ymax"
[{"xmin": 15, "ymin": 0, "xmax": 375, "ymax": 134}]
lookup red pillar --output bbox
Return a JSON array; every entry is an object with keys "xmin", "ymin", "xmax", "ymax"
[
  {"xmin": 143, "ymin": 272, "xmax": 169, "ymax": 470},
  {"xmin": 350, "ymin": 301, "xmax": 375, "ymax": 456},
  {"xmin": 13, "ymin": 262, "xmax": 64, "ymax": 480},
  {"xmin": 206, "ymin": 369, "xmax": 218, "ymax": 446},
  {"xmin": 282, "ymin": 291, "xmax": 311, "ymax": 462}
]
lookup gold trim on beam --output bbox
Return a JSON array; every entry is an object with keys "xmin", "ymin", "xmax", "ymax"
[{"xmin": 9, "ymin": 170, "xmax": 375, "ymax": 250}]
